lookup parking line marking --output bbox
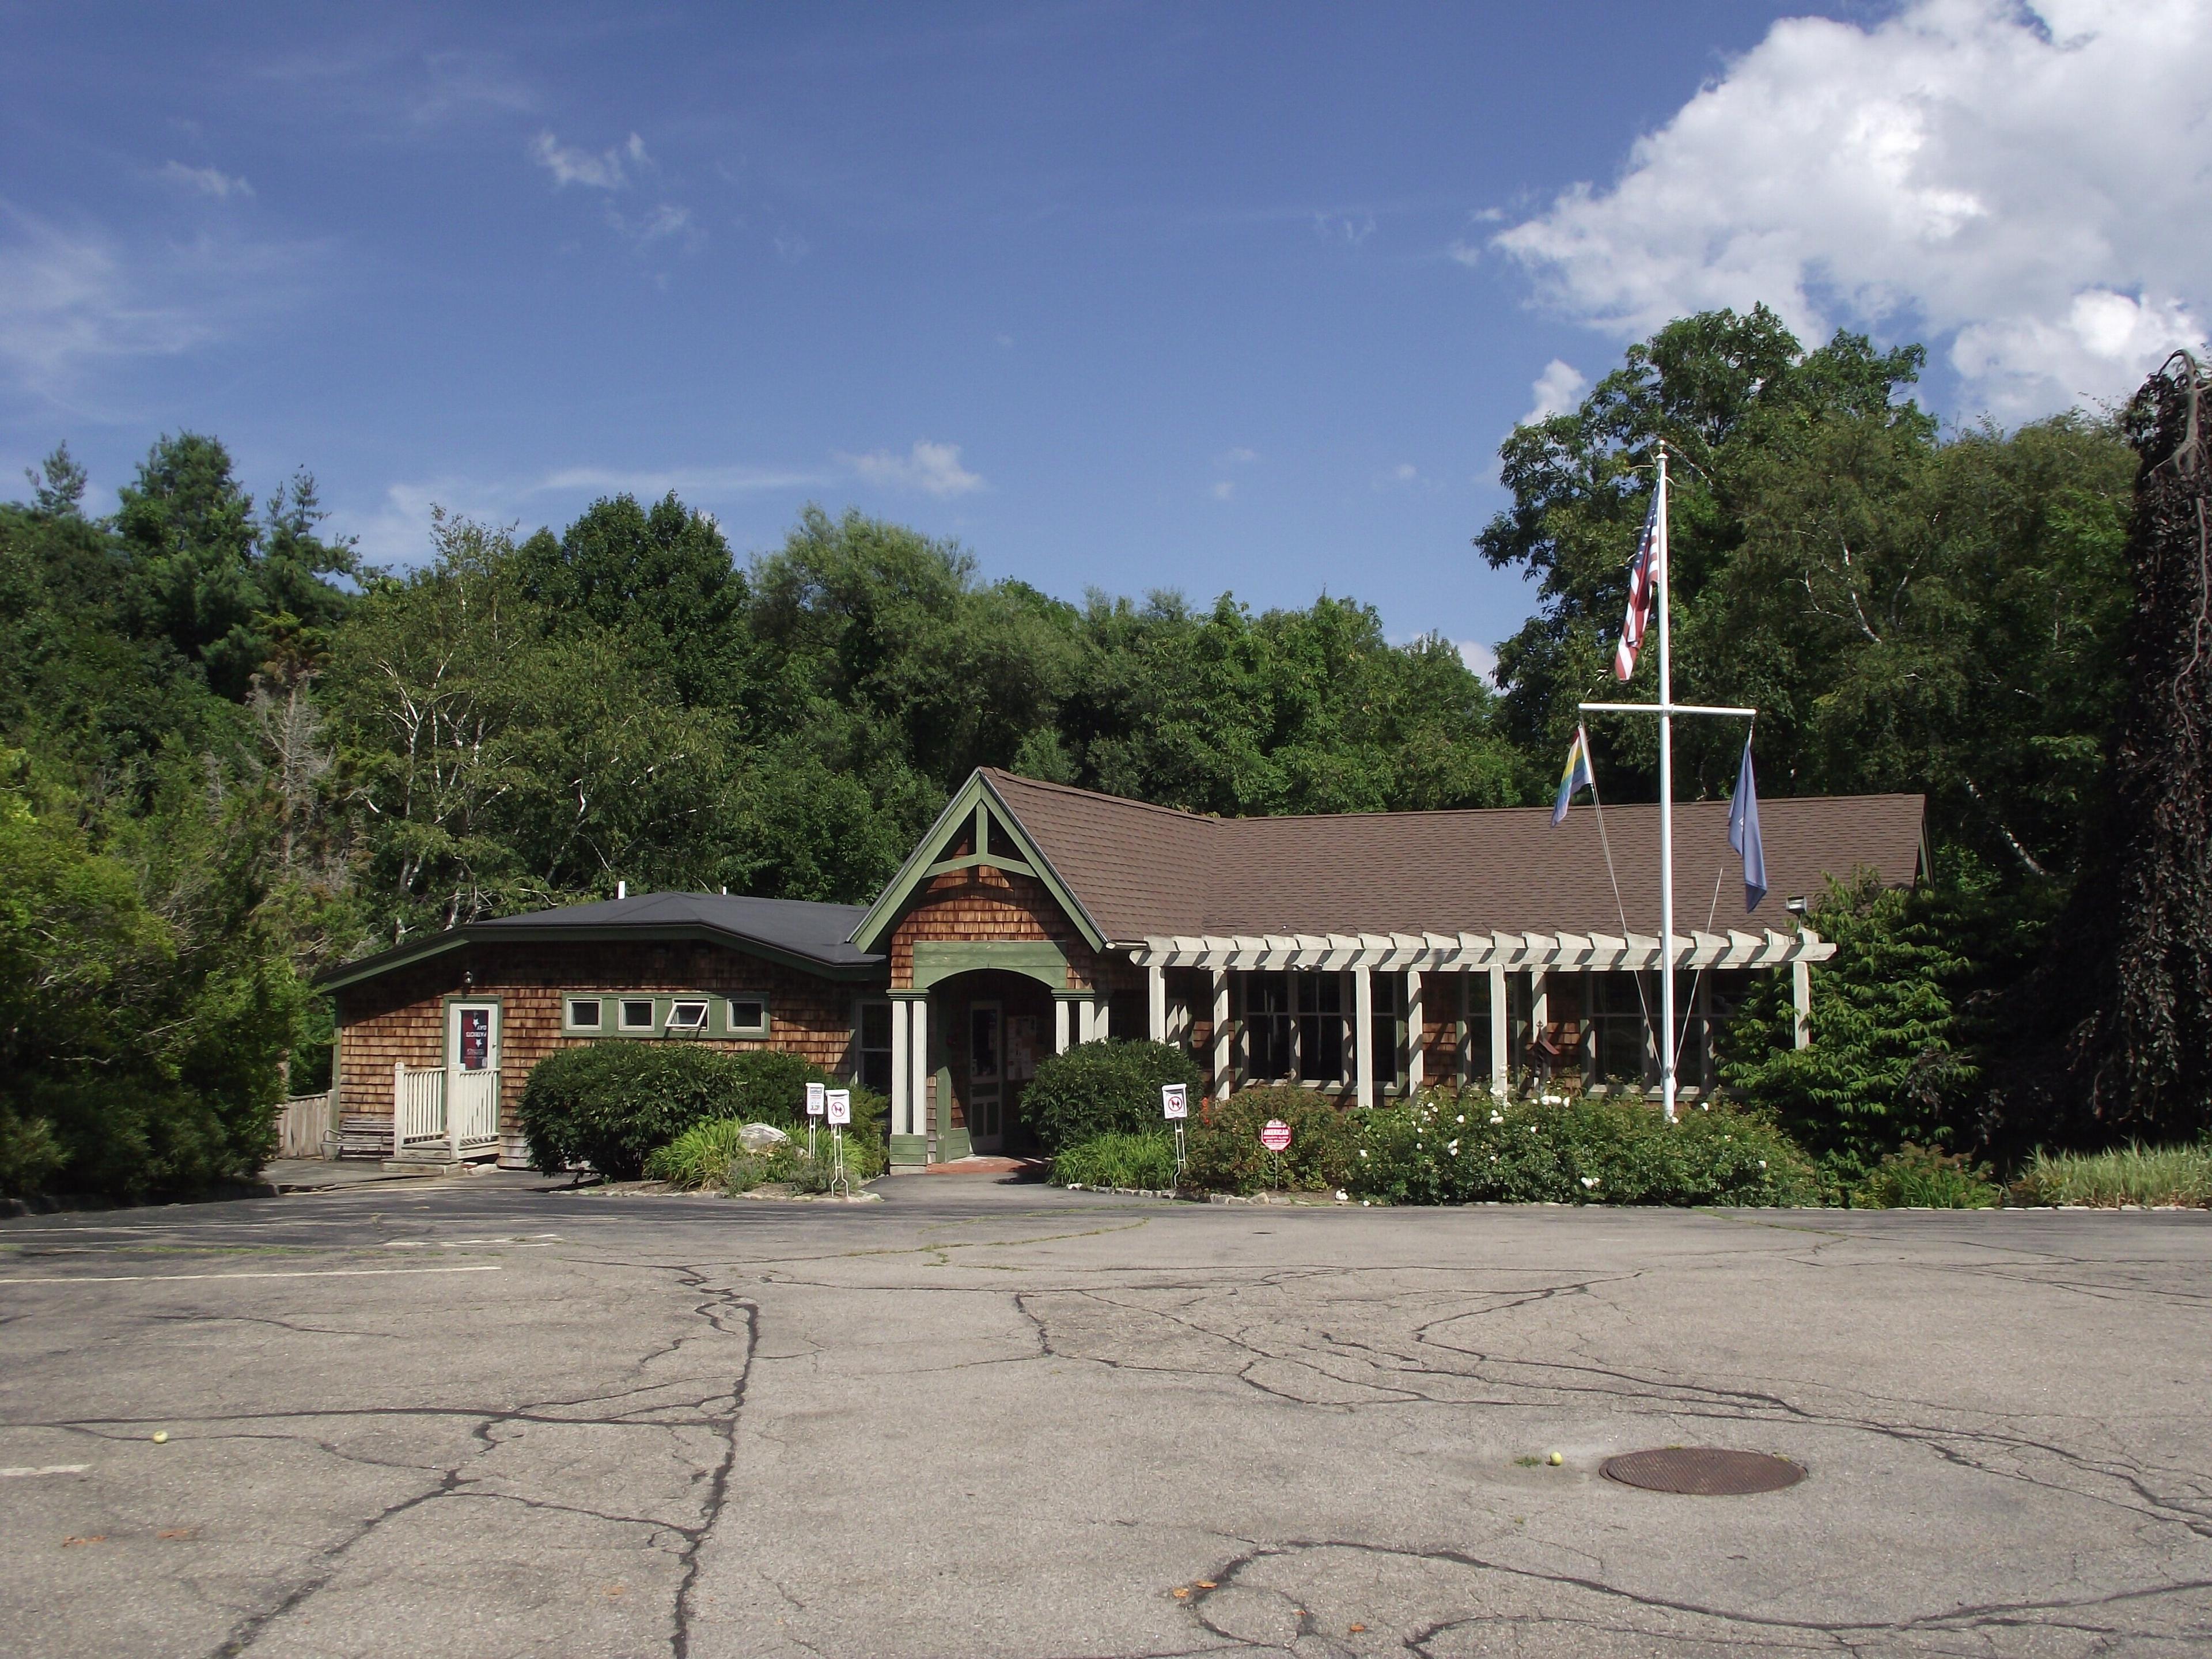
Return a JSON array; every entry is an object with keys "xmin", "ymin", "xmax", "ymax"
[
  {"xmin": 0, "ymin": 1265, "xmax": 504, "ymax": 1285},
  {"xmin": 0, "ymin": 1465, "xmax": 90, "ymax": 1477}
]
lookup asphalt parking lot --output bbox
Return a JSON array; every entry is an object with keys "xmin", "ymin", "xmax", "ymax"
[{"xmin": 3, "ymin": 1174, "xmax": 2208, "ymax": 1658}]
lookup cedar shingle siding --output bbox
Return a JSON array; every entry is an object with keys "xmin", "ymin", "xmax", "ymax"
[{"xmin": 335, "ymin": 940, "xmax": 868, "ymax": 1132}]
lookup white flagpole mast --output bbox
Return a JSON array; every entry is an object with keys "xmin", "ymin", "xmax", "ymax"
[
  {"xmin": 1582, "ymin": 445, "xmax": 1759, "ymax": 1123},
  {"xmin": 1654, "ymin": 448, "xmax": 1677, "ymax": 1122}
]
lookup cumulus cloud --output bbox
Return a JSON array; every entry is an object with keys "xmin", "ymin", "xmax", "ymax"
[
  {"xmin": 1494, "ymin": 0, "xmax": 2212, "ymax": 416},
  {"xmin": 159, "ymin": 162, "xmax": 253, "ymax": 199},
  {"xmin": 530, "ymin": 130, "xmax": 648, "ymax": 190},
  {"xmin": 843, "ymin": 440, "xmax": 985, "ymax": 498},
  {"xmin": 1521, "ymin": 358, "xmax": 1589, "ymax": 425},
  {"xmin": 1455, "ymin": 639, "xmax": 1500, "ymax": 683},
  {"xmin": 1211, "ymin": 479, "xmax": 1236, "ymax": 501}
]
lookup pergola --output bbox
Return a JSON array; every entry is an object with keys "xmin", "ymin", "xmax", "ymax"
[{"xmin": 1119, "ymin": 926, "xmax": 1831, "ymax": 1104}]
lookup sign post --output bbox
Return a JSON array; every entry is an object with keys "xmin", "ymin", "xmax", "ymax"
[
  {"xmin": 1161, "ymin": 1084, "xmax": 1188, "ymax": 1184},
  {"xmin": 824, "ymin": 1088, "xmax": 851, "ymax": 1196},
  {"xmin": 805, "ymin": 1081, "xmax": 825, "ymax": 1160},
  {"xmin": 1259, "ymin": 1118, "xmax": 1291, "ymax": 1191}
]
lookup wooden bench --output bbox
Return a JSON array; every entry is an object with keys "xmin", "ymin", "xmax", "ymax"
[{"xmin": 327, "ymin": 1115, "xmax": 396, "ymax": 1160}]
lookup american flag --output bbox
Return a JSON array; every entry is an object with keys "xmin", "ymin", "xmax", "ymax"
[{"xmin": 1612, "ymin": 493, "xmax": 1659, "ymax": 681}]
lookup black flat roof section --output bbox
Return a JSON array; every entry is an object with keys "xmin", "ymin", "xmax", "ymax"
[{"xmin": 319, "ymin": 891, "xmax": 887, "ymax": 991}]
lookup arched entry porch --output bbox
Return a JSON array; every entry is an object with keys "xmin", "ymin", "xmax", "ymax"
[{"xmin": 889, "ymin": 942, "xmax": 1102, "ymax": 1166}]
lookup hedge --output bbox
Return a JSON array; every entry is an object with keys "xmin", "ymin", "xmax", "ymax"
[
  {"xmin": 519, "ymin": 1043, "xmax": 885, "ymax": 1179},
  {"xmin": 1021, "ymin": 1038, "xmax": 1203, "ymax": 1153}
]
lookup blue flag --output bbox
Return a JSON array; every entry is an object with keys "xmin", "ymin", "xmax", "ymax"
[
  {"xmin": 1552, "ymin": 726, "xmax": 1594, "ymax": 825},
  {"xmin": 1728, "ymin": 734, "xmax": 1767, "ymax": 910}
]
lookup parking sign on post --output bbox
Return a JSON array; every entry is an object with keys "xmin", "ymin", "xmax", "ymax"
[
  {"xmin": 806, "ymin": 1083, "xmax": 826, "ymax": 1118},
  {"xmin": 1161, "ymin": 1084, "xmax": 1187, "ymax": 1120},
  {"xmin": 825, "ymin": 1089, "xmax": 851, "ymax": 1126}
]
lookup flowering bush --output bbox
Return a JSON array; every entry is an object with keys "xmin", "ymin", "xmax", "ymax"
[{"xmin": 1349, "ymin": 1088, "xmax": 1820, "ymax": 1206}]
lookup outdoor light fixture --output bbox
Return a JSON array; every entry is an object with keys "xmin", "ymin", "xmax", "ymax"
[{"xmin": 1785, "ymin": 897, "xmax": 1807, "ymax": 916}]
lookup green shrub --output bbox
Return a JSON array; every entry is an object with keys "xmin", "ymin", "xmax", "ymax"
[
  {"xmin": 1022, "ymin": 1039, "xmax": 1204, "ymax": 1154},
  {"xmin": 1851, "ymin": 1143, "xmax": 1999, "ymax": 1208},
  {"xmin": 520, "ymin": 1043, "xmax": 885, "ymax": 1179},
  {"xmin": 2010, "ymin": 1142, "xmax": 2212, "ymax": 1207},
  {"xmin": 1348, "ymin": 1089, "xmax": 1821, "ymax": 1206},
  {"xmin": 0, "ymin": 1105, "xmax": 66, "ymax": 1199},
  {"xmin": 1050, "ymin": 1130, "xmax": 1179, "ymax": 1190},
  {"xmin": 644, "ymin": 1115, "xmax": 887, "ymax": 1193},
  {"xmin": 1184, "ymin": 1086, "xmax": 1355, "ymax": 1194}
]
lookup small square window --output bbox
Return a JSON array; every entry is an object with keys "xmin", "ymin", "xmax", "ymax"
[
  {"xmin": 619, "ymin": 999, "xmax": 657, "ymax": 1032},
  {"xmin": 567, "ymin": 998, "xmax": 603, "ymax": 1031},
  {"xmin": 727, "ymin": 997, "xmax": 769, "ymax": 1036},
  {"xmin": 666, "ymin": 999, "xmax": 709, "ymax": 1033}
]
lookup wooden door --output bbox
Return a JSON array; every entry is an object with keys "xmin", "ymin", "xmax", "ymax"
[{"xmin": 967, "ymin": 1001, "xmax": 1003, "ymax": 1152}]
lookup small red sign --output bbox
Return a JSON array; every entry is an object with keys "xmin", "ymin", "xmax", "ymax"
[{"xmin": 1259, "ymin": 1119, "xmax": 1292, "ymax": 1153}]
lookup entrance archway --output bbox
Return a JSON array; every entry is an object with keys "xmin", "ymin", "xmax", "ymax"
[{"xmin": 927, "ymin": 969, "xmax": 1055, "ymax": 1159}]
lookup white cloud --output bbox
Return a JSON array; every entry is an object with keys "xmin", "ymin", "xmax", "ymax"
[
  {"xmin": 772, "ymin": 228, "xmax": 810, "ymax": 263},
  {"xmin": 1210, "ymin": 479, "xmax": 1236, "ymax": 502},
  {"xmin": 843, "ymin": 440, "xmax": 985, "ymax": 498},
  {"xmin": 1521, "ymin": 358, "xmax": 1589, "ymax": 425},
  {"xmin": 1455, "ymin": 639, "xmax": 1500, "ymax": 683},
  {"xmin": 1446, "ymin": 241, "xmax": 1482, "ymax": 268},
  {"xmin": 0, "ymin": 210, "xmax": 201, "ymax": 387},
  {"xmin": 1493, "ymin": 0, "xmax": 2212, "ymax": 417},
  {"xmin": 1373, "ymin": 462, "xmax": 1420, "ymax": 490},
  {"xmin": 1215, "ymin": 445, "xmax": 1259, "ymax": 467},
  {"xmin": 530, "ymin": 130, "xmax": 648, "ymax": 190},
  {"xmin": 1314, "ymin": 211, "xmax": 1376, "ymax": 247},
  {"xmin": 159, "ymin": 162, "xmax": 253, "ymax": 199}
]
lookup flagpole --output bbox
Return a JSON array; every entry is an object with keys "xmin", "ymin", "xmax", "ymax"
[{"xmin": 1656, "ymin": 446, "xmax": 1676, "ymax": 1123}]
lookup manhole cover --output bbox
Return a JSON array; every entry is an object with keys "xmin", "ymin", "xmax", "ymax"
[{"xmin": 1601, "ymin": 1448, "xmax": 1805, "ymax": 1496}]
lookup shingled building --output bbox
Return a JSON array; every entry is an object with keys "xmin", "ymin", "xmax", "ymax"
[{"xmin": 323, "ymin": 767, "xmax": 1925, "ymax": 1168}]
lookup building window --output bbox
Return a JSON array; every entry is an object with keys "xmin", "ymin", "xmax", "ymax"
[
  {"xmin": 726, "ymin": 997, "xmax": 770, "ymax": 1037},
  {"xmin": 666, "ymin": 998, "xmax": 710, "ymax": 1033},
  {"xmin": 1369, "ymin": 972, "xmax": 1404, "ymax": 1092},
  {"xmin": 1240, "ymin": 971, "xmax": 1349, "ymax": 1087},
  {"xmin": 857, "ymin": 1001, "xmax": 893, "ymax": 1094},
  {"xmin": 619, "ymin": 999, "xmax": 657, "ymax": 1032},
  {"xmin": 565, "ymin": 997, "xmax": 604, "ymax": 1032},
  {"xmin": 1462, "ymin": 974, "xmax": 1493, "ymax": 1086},
  {"xmin": 1588, "ymin": 972, "xmax": 1650, "ymax": 1089}
]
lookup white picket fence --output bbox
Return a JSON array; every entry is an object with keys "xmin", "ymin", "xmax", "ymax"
[
  {"xmin": 274, "ymin": 1091, "xmax": 332, "ymax": 1158},
  {"xmin": 393, "ymin": 1062, "xmax": 502, "ymax": 1159}
]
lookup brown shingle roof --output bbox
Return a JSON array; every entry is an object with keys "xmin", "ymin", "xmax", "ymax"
[{"xmin": 981, "ymin": 768, "xmax": 1923, "ymax": 942}]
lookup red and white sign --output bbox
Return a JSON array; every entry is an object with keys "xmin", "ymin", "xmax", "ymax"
[
  {"xmin": 1259, "ymin": 1119, "xmax": 1292, "ymax": 1152},
  {"xmin": 825, "ymin": 1089, "xmax": 851, "ymax": 1127},
  {"xmin": 1161, "ymin": 1084, "xmax": 1188, "ymax": 1120}
]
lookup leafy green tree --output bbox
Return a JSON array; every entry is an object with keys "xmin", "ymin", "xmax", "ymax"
[{"xmin": 516, "ymin": 492, "xmax": 747, "ymax": 706}]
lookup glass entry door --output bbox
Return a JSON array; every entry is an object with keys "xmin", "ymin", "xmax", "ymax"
[{"xmin": 967, "ymin": 1002, "xmax": 1003, "ymax": 1152}]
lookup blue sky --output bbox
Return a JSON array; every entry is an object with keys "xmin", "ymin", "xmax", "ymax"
[{"xmin": 2, "ymin": 2, "xmax": 2201, "ymax": 666}]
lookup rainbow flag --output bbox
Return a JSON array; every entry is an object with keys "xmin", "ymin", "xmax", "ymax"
[{"xmin": 1552, "ymin": 725, "xmax": 1594, "ymax": 825}]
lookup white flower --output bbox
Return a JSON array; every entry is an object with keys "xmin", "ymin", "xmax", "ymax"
[
  {"xmin": 1489, "ymin": 1112, "xmax": 1504, "ymax": 1125},
  {"xmin": 1446, "ymin": 1141, "xmax": 1460, "ymax": 1156},
  {"xmin": 1359, "ymin": 1148, "xmax": 1369, "ymax": 1158},
  {"xmin": 1580, "ymin": 1176, "xmax": 1599, "ymax": 1189},
  {"xmin": 1456, "ymin": 1115, "xmax": 1465, "ymax": 1124},
  {"xmin": 1758, "ymin": 1158, "xmax": 1768, "ymax": 1169}
]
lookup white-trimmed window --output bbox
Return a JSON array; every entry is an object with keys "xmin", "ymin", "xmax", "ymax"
[
  {"xmin": 619, "ymin": 998, "xmax": 657, "ymax": 1032},
  {"xmin": 726, "ymin": 996, "xmax": 770, "ymax": 1037},
  {"xmin": 666, "ymin": 998, "xmax": 710, "ymax": 1034},
  {"xmin": 565, "ymin": 997, "xmax": 605, "ymax": 1033},
  {"xmin": 855, "ymin": 1000, "xmax": 892, "ymax": 1093}
]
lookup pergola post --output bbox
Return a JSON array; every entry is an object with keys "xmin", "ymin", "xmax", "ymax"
[
  {"xmin": 1211, "ymin": 969, "xmax": 1231, "ymax": 1099},
  {"xmin": 1791, "ymin": 959, "xmax": 1812, "ymax": 1050},
  {"xmin": 909, "ymin": 997, "xmax": 931, "ymax": 1143},
  {"xmin": 1404, "ymin": 969, "xmax": 1423, "ymax": 1094},
  {"xmin": 1147, "ymin": 964, "xmax": 1167, "ymax": 1043},
  {"xmin": 1354, "ymin": 968, "xmax": 1374, "ymax": 1107},
  {"xmin": 1488, "ymin": 965, "xmax": 1508, "ymax": 1097}
]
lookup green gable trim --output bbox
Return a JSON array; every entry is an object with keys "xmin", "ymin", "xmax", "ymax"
[
  {"xmin": 849, "ymin": 770, "xmax": 1106, "ymax": 955},
  {"xmin": 910, "ymin": 939, "xmax": 1070, "ymax": 993}
]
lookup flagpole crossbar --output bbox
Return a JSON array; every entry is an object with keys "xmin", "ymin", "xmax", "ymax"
[{"xmin": 1578, "ymin": 702, "xmax": 1757, "ymax": 718}]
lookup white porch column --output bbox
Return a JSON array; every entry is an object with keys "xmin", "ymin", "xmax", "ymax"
[
  {"xmin": 1147, "ymin": 964, "xmax": 1168, "ymax": 1043},
  {"xmin": 1354, "ymin": 968, "xmax": 1374, "ymax": 1108},
  {"xmin": 909, "ymin": 997, "xmax": 931, "ymax": 1141},
  {"xmin": 1054, "ymin": 996, "xmax": 1071, "ymax": 1055},
  {"xmin": 1404, "ymin": 969, "xmax": 1423, "ymax": 1094},
  {"xmin": 1488, "ymin": 965, "xmax": 1508, "ymax": 1097},
  {"xmin": 1212, "ymin": 969, "xmax": 1232, "ymax": 1100},
  {"xmin": 1791, "ymin": 959, "xmax": 1812, "ymax": 1050},
  {"xmin": 1530, "ymin": 968, "xmax": 1549, "ymax": 1089},
  {"xmin": 890, "ymin": 998, "xmax": 911, "ymax": 1135}
]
